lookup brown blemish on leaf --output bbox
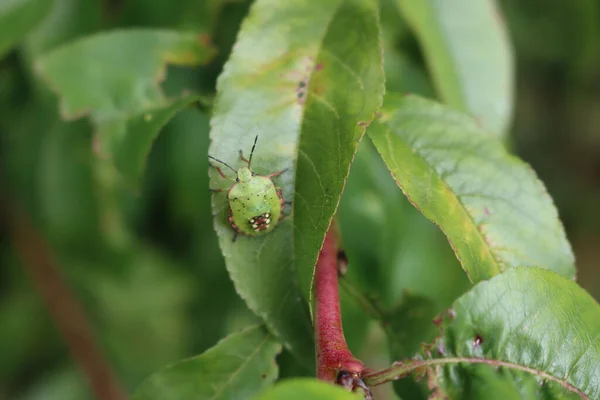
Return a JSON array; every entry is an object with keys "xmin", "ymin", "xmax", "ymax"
[
  {"xmin": 92, "ymin": 135, "xmax": 110, "ymax": 160},
  {"xmin": 197, "ymin": 34, "xmax": 213, "ymax": 47},
  {"xmin": 296, "ymin": 77, "xmax": 308, "ymax": 104}
]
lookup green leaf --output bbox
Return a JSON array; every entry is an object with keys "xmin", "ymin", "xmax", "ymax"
[
  {"xmin": 35, "ymin": 29, "xmax": 216, "ymax": 185},
  {"xmin": 132, "ymin": 325, "xmax": 281, "ymax": 400},
  {"xmin": 36, "ymin": 29, "xmax": 215, "ymax": 120},
  {"xmin": 365, "ymin": 267, "xmax": 600, "ymax": 399},
  {"xmin": 0, "ymin": 0, "xmax": 53, "ymax": 58},
  {"xmin": 209, "ymin": 0, "xmax": 384, "ymax": 366},
  {"xmin": 256, "ymin": 379, "xmax": 361, "ymax": 400},
  {"xmin": 397, "ymin": 0, "xmax": 514, "ymax": 136},
  {"xmin": 436, "ymin": 267, "xmax": 600, "ymax": 399},
  {"xmin": 368, "ymin": 94, "xmax": 575, "ymax": 282}
]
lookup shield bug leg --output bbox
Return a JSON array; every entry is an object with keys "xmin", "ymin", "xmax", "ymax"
[
  {"xmin": 276, "ymin": 188, "xmax": 286, "ymax": 221},
  {"xmin": 228, "ymin": 207, "xmax": 243, "ymax": 242},
  {"xmin": 214, "ymin": 166, "xmax": 233, "ymax": 180},
  {"xmin": 268, "ymin": 168, "xmax": 288, "ymax": 178},
  {"xmin": 210, "ymin": 188, "xmax": 224, "ymax": 193},
  {"xmin": 239, "ymin": 149, "xmax": 250, "ymax": 164}
]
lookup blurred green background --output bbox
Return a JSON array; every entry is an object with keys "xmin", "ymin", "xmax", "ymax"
[{"xmin": 1, "ymin": 0, "xmax": 599, "ymax": 399}]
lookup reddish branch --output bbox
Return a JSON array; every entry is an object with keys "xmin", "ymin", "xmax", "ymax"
[
  {"xmin": 7, "ymin": 203, "xmax": 127, "ymax": 400},
  {"xmin": 315, "ymin": 224, "xmax": 370, "ymax": 397}
]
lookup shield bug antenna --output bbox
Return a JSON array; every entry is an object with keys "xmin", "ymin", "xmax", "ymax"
[
  {"xmin": 248, "ymin": 135, "xmax": 258, "ymax": 169},
  {"xmin": 239, "ymin": 135, "xmax": 259, "ymax": 169},
  {"xmin": 208, "ymin": 156, "xmax": 236, "ymax": 172}
]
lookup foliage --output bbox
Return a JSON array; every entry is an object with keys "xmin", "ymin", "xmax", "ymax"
[{"xmin": 2, "ymin": 0, "xmax": 600, "ymax": 399}]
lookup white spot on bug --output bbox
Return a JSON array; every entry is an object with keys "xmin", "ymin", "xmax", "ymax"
[
  {"xmin": 265, "ymin": 213, "xmax": 270, "ymax": 218},
  {"xmin": 252, "ymin": 224, "xmax": 258, "ymax": 229},
  {"xmin": 250, "ymin": 218, "xmax": 255, "ymax": 223},
  {"xmin": 266, "ymin": 218, "xmax": 271, "ymax": 224}
]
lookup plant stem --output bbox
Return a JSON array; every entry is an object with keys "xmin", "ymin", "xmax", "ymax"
[
  {"xmin": 6, "ymin": 202, "xmax": 127, "ymax": 400},
  {"xmin": 314, "ymin": 224, "xmax": 365, "ymax": 381}
]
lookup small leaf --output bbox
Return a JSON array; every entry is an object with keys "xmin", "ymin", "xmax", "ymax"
[
  {"xmin": 438, "ymin": 267, "xmax": 600, "ymax": 399},
  {"xmin": 397, "ymin": 0, "xmax": 514, "ymax": 135},
  {"xmin": 36, "ymin": 29, "xmax": 216, "ymax": 185},
  {"xmin": 36, "ymin": 29, "xmax": 215, "ymax": 120},
  {"xmin": 368, "ymin": 94, "xmax": 575, "ymax": 282},
  {"xmin": 365, "ymin": 268, "xmax": 600, "ymax": 399},
  {"xmin": 256, "ymin": 378, "xmax": 362, "ymax": 400},
  {"xmin": 209, "ymin": 0, "xmax": 384, "ymax": 366},
  {"xmin": 0, "ymin": 0, "xmax": 53, "ymax": 58},
  {"xmin": 132, "ymin": 325, "xmax": 281, "ymax": 400}
]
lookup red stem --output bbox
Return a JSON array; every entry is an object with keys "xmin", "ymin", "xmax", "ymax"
[{"xmin": 315, "ymin": 225, "xmax": 365, "ymax": 381}]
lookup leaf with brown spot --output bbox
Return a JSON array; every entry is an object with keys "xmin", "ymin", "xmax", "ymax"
[{"xmin": 365, "ymin": 268, "xmax": 600, "ymax": 399}]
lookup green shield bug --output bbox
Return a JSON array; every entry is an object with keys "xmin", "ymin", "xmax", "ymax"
[{"xmin": 209, "ymin": 136, "xmax": 287, "ymax": 240}]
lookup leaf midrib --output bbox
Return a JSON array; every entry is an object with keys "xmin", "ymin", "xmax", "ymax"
[
  {"xmin": 368, "ymin": 357, "xmax": 590, "ymax": 399},
  {"xmin": 291, "ymin": 0, "xmax": 347, "ymax": 316}
]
